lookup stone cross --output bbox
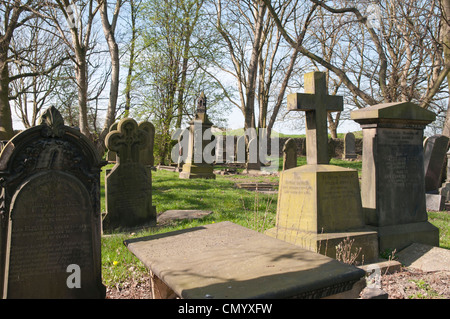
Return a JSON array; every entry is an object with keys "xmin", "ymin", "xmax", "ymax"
[
  {"xmin": 105, "ymin": 118, "xmax": 148, "ymax": 164},
  {"xmin": 287, "ymin": 72, "xmax": 343, "ymax": 164}
]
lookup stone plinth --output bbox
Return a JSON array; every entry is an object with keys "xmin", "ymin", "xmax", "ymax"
[
  {"xmin": 351, "ymin": 102, "xmax": 439, "ymax": 252},
  {"xmin": 266, "ymin": 165, "xmax": 378, "ymax": 263}
]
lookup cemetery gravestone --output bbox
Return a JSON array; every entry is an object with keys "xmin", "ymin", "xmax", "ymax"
[
  {"xmin": 106, "ymin": 122, "xmax": 118, "ymax": 162},
  {"xmin": 282, "ymin": 138, "xmax": 297, "ymax": 170},
  {"xmin": 266, "ymin": 72, "xmax": 378, "ymax": 263},
  {"xmin": 139, "ymin": 121, "xmax": 155, "ymax": 167},
  {"xmin": 423, "ymin": 135, "xmax": 449, "ymax": 211},
  {"xmin": 179, "ymin": 92, "xmax": 216, "ymax": 179},
  {"xmin": 0, "ymin": 106, "xmax": 106, "ymax": 298},
  {"xmin": 351, "ymin": 102, "xmax": 439, "ymax": 252},
  {"xmin": 439, "ymin": 149, "xmax": 450, "ymax": 202},
  {"xmin": 343, "ymin": 132, "xmax": 357, "ymax": 160},
  {"xmin": 103, "ymin": 118, "xmax": 156, "ymax": 232}
]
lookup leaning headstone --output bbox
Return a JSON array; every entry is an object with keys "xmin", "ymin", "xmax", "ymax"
[
  {"xmin": 423, "ymin": 134, "xmax": 449, "ymax": 193},
  {"xmin": 0, "ymin": 106, "xmax": 106, "ymax": 298},
  {"xmin": 266, "ymin": 72, "xmax": 379, "ymax": 264},
  {"xmin": 351, "ymin": 101, "xmax": 439, "ymax": 252},
  {"xmin": 179, "ymin": 92, "xmax": 216, "ymax": 179},
  {"xmin": 106, "ymin": 122, "xmax": 118, "ymax": 162},
  {"xmin": 103, "ymin": 117, "xmax": 157, "ymax": 232},
  {"xmin": 343, "ymin": 132, "xmax": 357, "ymax": 160},
  {"xmin": 282, "ymin": 138, "xmax": 297, "ymax": 170},
  {"xmin": 138, "ymin": 121, "xmax": 155, "ymax": 167}
]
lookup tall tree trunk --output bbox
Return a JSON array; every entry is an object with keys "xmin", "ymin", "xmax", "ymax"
[
  {"xmin": 75, "ymin": 48, "xmax": 91, "ymax": 138},
  {"xmin": 124, "ymin": 1, "xmax": 137, "ymax": 118},
  {"xmin": 0, "ymin": 62, "xmax": 14, "ymax": 140},
  {"xmin": 98, "ymin": 0, "xmax": 120, "ymax": 151},
  {"xmin": 441, "ymin": 0, "xmax": 450, "ymax": 137}
]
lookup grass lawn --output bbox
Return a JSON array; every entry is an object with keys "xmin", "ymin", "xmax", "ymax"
[{"xmin": 100, "ymin": 157, "xmax": 449, "ymax": 288}]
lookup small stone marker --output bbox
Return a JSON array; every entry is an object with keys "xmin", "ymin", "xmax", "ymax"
[
  {"xmin": 351, "ymin": 101, "xmax": 439, "ymax": 252},
  {"xmin": 179, "ymin": 92, "xmax": 216, "ymax": 179},
  {"xmin": 103, "ymin": 117, "xmax": 156, "ymax": 232},
  {"xmin": 282, "ymin": 138, "xmax": 297, "ymax": 170},
  {"xmin": 124, "ymin": 221, "xmax": 366, "ymax": 299},
  {"xmin": 0, "ymin": 106, "xmax": 105, "ymax": 298},
  {"xmin": 343, "ymin": 132, "xmax": 357, "ymax": 160},
  {"xmin": 266, "ymin": 72, "xmax": 378, "ymax": 264}
]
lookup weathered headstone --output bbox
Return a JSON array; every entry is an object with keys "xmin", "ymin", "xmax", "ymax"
[
  {"xmin": 179, "ymin": 92, "xmax": 216, "ymax": 179},
  {"xmin": 343, "ymin": 132, "xmax": 357, "ymax": 160},
  {"xmin": 423, "ymin": 135, "xmax": 449, "ymax": 192},
  {"xmin": 0, "ymin": 106, "xmax": 106, "ymax": 298},
  {"xmin": 106, "ymin": 122, "xmax": 118, "ymax": 162},
  {"xmin": 266, "ymin": 72, "xmax": 378, "ymax": 264},
  {"xmin": 103, "ymin": 118, "xmax": 156, "ymax": 232},
  {"xmin": 282, "ymin": 138, "xmax": 297, "ymax": 170},
  {"xmin": 351, "ymin": 101, "xmax": 439, "ymax": 252},
  {"xmin": 138, "ymin": 121, "xmax": 155, "ymax": 167}
]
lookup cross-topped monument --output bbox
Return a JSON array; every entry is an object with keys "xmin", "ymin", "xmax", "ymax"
[
  {"xmin": 287, "ymin": 71, "xmax": 343, "ymax": 164},
  {"xmin": 266, "ymin": 71, "xmax": 379, "ymax": 264}
]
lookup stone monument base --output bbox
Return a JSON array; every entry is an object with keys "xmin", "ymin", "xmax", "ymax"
[
  {"xmin": 179, "ymin": 163, "xmax": 216, "ymax": 179},
  {"xmin": 373, "ymin": 221, "xmax": 440, "ymax": 253},
  {"xmin": 266, "ymin": 164, "xmax": 380, "ymax": 264},
  {"xmin": 265, "ymin": 227, "xmax": 379, "ymax": 264}
]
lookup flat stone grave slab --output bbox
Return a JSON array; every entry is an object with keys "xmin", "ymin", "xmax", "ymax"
[
  {"xmin": 124, "ymin": 221, "xmax": 366, "ymax": 299},
  {"xmin": 235, "ymin": 182, "xmax": 278, "ymax": 193},
  {"xmin": 157, "ymin": 210, "xmax": 213, "ymax": 225},
  {"xmin": 396, "ymin": 243, "xmax": 450, "ymax": 272}
]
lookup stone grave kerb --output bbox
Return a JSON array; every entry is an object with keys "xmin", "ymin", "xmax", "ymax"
[{"xmin": 287, "ymin": 71, "xmax": 343, "ymax": 165}]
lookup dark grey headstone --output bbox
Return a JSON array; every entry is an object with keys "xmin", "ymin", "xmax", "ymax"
[
  {"xmin": 0, "ymin": 106, "xmax": 105, "ymax": 298},
  {"xmin": 343, "ymin": 132, "xmax": 357, "ymax": 159},
  {"xmin": 423, "ymin": 134, "xmax": 449, "ymax": 192},
  {"xmin": 104, "ymin": 118, "xmax": 156, "ymax": 232},
  {"xmin": 282, "ymin": 138, "xmax": 297, "ymax": 170}
]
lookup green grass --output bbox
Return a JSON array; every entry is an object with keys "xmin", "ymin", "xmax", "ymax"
[
  {"xmin": 428, "ymin": 211, "xmax": 450, "ymax": 249},
  {"xmin": 101, "ymin": 168, "xmax": 279, "ymax": 288},
  {"xmin": 100, "ymin": 157, "xmax": 449, "ymax": 290}
]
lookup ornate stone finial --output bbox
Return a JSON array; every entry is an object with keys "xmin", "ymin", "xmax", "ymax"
[
  {"xmin": 38, "ymin": 106, "xmax": 65, "ymax": 137},
  {"xmin": 196, "ymin": 92, "xmax": 207, "ymax": 114}
]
